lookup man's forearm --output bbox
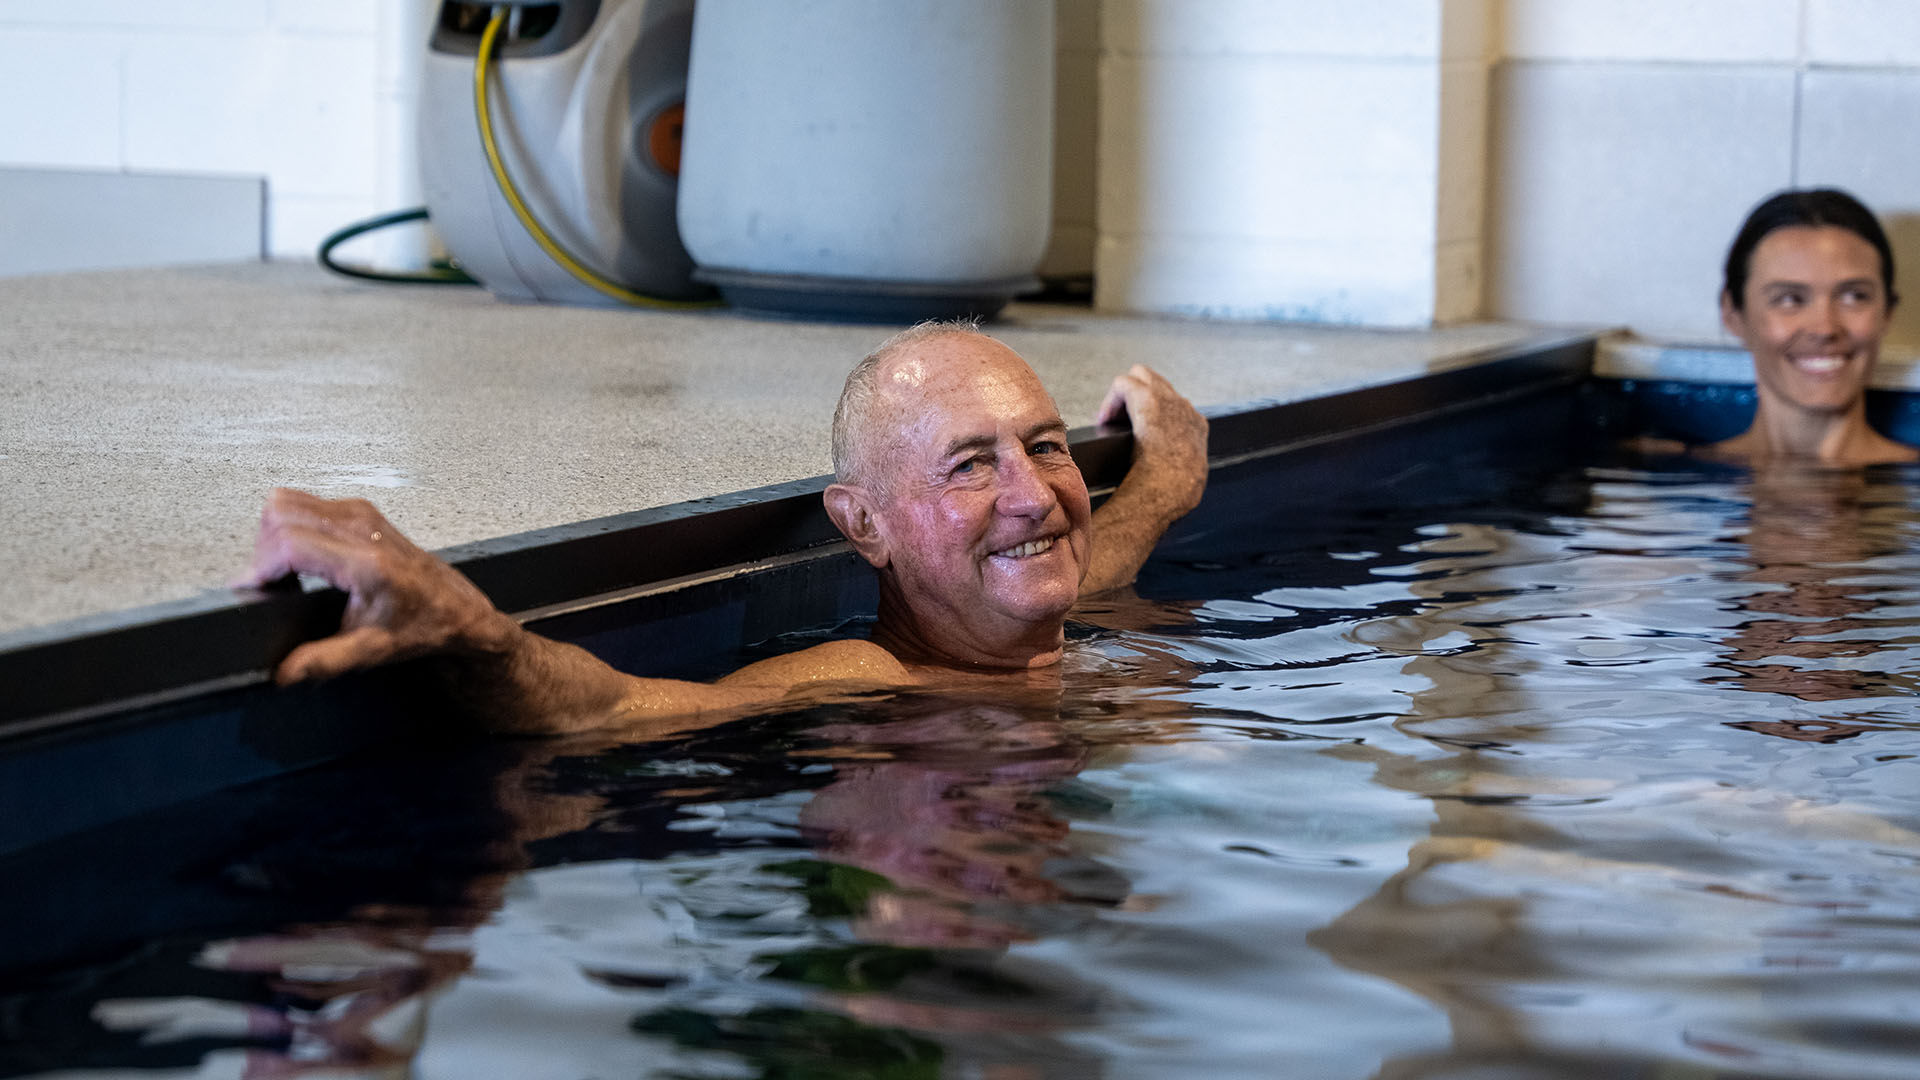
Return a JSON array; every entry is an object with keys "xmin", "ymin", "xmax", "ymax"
[
  {"xmin": 1082, "ymin": 469, "xmax": 1193, "ymax": 595},
  {"xmin": 437, "ymin": 623, "xmax": 658, "ymax": 735},
  {"xmin": 1081, "ymin": 365, "xmax": 1209, "ymax": 595},
  {"xmin": 243, "ymin": 488, "xmax": 906, "ymax": 735}
]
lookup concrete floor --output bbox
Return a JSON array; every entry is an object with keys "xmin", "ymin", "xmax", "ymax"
[{"xmin": 3, "ymin": 260, "xmax": 1569, "ymax": 643}]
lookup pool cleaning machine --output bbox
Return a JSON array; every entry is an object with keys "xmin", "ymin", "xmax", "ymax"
[{"xmin": 417, "ymin": 0, "xmax": 1055, "ymax": 319}]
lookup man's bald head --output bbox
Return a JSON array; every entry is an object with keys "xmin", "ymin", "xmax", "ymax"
[
  {"xmin": 820, "ymin": 320, "xmax": 1092, "ymax": 670},
  {"xmin": 831, "ymin": 318, "xmax": 988, "ymax": 491}
]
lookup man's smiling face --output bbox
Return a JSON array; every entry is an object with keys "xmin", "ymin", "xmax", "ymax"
[{"xmin": 860, "ymin": 334, "xmax": 1092, "ymax": 668}]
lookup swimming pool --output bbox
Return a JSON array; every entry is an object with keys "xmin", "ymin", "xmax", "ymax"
[{"xmin": 6, "ymin": 409, "xmax": 1919, "ymax": 1077}]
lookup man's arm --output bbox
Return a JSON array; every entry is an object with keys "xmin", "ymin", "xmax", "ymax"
[
  {"xmin": 241, "ymin": 488, "xmax": 910, "ymax": 735},
  {"xmin": 1079, "ymin": 365, "xmax": 1209, "ymax": 596}
]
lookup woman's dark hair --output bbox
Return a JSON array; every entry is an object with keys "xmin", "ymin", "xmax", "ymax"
[{"xmin": 1723, "ymin": 187, "xmax": 1898, "ymax": 311}]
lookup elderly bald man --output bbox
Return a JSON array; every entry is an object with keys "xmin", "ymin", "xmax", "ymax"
[{"xmin": 242, "ymin": 322, "xmax": 1208, "ymax": 734}]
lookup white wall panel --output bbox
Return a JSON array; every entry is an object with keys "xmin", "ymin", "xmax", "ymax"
[
  {"xmin": 1487, "ymin": 62, "xmax": 1796, "ymax": 341},
  {"xmin": 0, "ymin": 4, "xmax": 409, "ymax": 265},
  {"xmin": 121, "ymin": 35, "xmax": 275, "ymax": 176},
  {"xmin": 0, "ymin": 0, "xmax": 267, "ymax": 30},
  {"xmin": 256, "ymin": 34, "xmax": 380, "ymax": 198},
  {"xmin": 0, "ymin": 167, "xmax": 263, "ymax": 277},
  {"xmin": 1097, "ymin": 232, "xmax": 1442, "ymax": 326},
  {"xmin": 1097, "ymin": 0, "xmax": 1488, "ymax": 325},
  {"xmin": 1797, "ymin": 68, "xmax": 1920, "ymax": 345},
  {"xmin": 1101, "ymin": 55, "xmax": 1439, "ymax": 245},
  {"xmin": 268, "ymin": 0, "xmax": 377, "ymax": 36},
  {"xmin": 0, "ymin": 32, "xmax": 124, "ymax": 168},
  {"xmin": 1503, "ymin": 0, "xmax": 1800, "ymax": 64},
  {"xmin": 1805, "ymin": 0, "xmax": 1920, "ymax": 67},
  {"xmin": 1104, "ymin": 0, "xmax": 1449, "ymax": 59}
]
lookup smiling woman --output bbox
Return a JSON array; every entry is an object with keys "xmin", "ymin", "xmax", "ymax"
[{"xmin": 1710, "ymin": 187, "xmax": 1917, "ymax": 466}]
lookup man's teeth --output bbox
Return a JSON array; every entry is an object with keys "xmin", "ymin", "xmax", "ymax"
[{"xmin": 994, "ymin": 537, "xmax": 1054, "ymax": 558}]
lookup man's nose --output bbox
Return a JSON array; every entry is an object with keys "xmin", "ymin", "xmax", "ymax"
[{"xmin": 995, "ymin": 453, "xmax": 1058, "ymax": 518}]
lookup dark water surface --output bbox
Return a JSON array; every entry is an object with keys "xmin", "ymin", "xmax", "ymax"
[{"xmin": 6, "ymin": 457, "xmax": 1920, "ymax": 1079}]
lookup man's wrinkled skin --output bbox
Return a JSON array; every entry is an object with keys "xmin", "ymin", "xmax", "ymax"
[
  {"xmin": 240, "ymin": 327, "xmax": 1209, "ymax": 735},
  {"xmin": 824, "ymin": 334, "xmax": 1096, "ymax": 670}
]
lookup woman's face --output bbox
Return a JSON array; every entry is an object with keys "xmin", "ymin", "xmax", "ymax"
[{"xmin": 1722, "ymin": 225, "xmax": 1892, "ymax": 416}]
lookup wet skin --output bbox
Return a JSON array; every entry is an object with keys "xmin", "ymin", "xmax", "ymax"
[
  {"xmin": 1715, "ymin": 225, "xmax": 1915, "ymax": 465},
  {"xmin": 828, "ymin": 335, "xmax": 1094, "ymax": 670},
  {"xmin": 243, "ymin": 333, "xmax": 1207, "ymax": 734}
]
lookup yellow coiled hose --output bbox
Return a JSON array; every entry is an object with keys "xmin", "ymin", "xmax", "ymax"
[{"xmin": 474, "ymin": 6, "xmax": 714, "ymax": 308}]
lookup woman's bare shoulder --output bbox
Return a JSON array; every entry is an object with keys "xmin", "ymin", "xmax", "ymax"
[
  {"xmin": 1623, "ymin": 434, "xmax": 1687, "ymax": 455},
  {"xmin": 1858, "ymin": 431, "xmax": 1920, "ymax": 465},
  {"xmin": 1620, "ymin": 434, "xmax": 1704, "ymax": 457}
]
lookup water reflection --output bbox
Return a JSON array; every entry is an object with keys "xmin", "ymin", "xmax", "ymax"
[
  {"xmin": 796, "ymin": 701, "xmax": 1101, "ymax": 950},
  {"xmin": 10, "ymin": 463, "xmax": 1920, "ymax": 1079},
  {"xmin": 1304, "ymin": 464, "xmax": 1920, "ymax": 1078},
  {"xmin": 11, "ymin": 695, "xmax": 1126, "ymax": 1078},
  {"xmin": 1714, "ymin": 467, "xmax": 1920, "ymax": 735}
]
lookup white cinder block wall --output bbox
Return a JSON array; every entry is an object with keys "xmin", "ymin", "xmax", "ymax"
[
  {"xmin": 6, "ymin": 0, "xmax": 1919, "ymax": 343},
  {"xmin": 1488, "ymin": 0, "xmax": 1920, "ymax": 346},
  {"xmin": 1094, "ymin": 0, "xmax": 1491, "ymax": 327},
  {"xmin": 0, "ymin": 0, "xmax": 434, "ymax": 261}
]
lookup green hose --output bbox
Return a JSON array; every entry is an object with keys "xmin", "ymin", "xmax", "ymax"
[{"xmin": 317, "ymin": 207, "xmax": 477, "ymax": 286}]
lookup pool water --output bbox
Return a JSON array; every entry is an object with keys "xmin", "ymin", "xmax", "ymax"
[{"xmin": 7, "ymin": 455, "xmax": 1920, "ymax": 1079}]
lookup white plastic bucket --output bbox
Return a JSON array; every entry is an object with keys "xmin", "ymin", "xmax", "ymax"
[{"xmin": 677, "ymin": 0, "xmax": 1055, "ymax": 319}]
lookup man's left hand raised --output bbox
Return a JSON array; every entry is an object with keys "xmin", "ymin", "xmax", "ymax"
[{"xmin": 1081, "ymin": 364, "xmax": 1209, "ymax": 595}]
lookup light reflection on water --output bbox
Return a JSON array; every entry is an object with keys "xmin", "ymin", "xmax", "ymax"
[{"xmin": 10, "ymin": 462, "xmax": 1920, "ymax": 1079}]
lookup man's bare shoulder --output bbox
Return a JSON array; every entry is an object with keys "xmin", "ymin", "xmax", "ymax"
[{"xmin": 720, "ymin": 637, "xmax": 914, "ymax": 691}]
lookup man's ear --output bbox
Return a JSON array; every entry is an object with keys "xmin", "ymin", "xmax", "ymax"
[{"xmin": 824, "ymin": 483, "xmax": 890, "ymax": 568}]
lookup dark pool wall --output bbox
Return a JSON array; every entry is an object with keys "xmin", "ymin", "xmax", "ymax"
[{"xmin": 1590, "ymin": 379, "xmax": 1920, "ymax": 448}]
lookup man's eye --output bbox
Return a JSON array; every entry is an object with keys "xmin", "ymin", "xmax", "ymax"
[
  {"xmin": 953, "ymin": 459, "xmax": 978, "ymax": 475},
  {"xmin": 1030, "ymin": 441, "xmax": 1063, "ymax": 456},
  {"xmin": 1770, "ymin": 292, "xmax": 1804, "ymax": 310}
]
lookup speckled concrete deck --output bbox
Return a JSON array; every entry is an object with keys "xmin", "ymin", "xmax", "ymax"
[{"xmin": 2, "ymin": 260, "xmax": 1567, "ymax": 642}]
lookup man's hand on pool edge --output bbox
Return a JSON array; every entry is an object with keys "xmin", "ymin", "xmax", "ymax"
[
  {"xmin": 1082, "ymin": 364, "xmax": 1209, "ymax": 596},
  {"xmin": 239, "ymin": 488, "xmax": 913, "ymax": 736},
  {"xmin": 241, "ymin": 488, "xmax": 523, "ymax": 685},
  {"xmin": 234, "ymin": 345, "xmax": 1208, "ymax": 734}
]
